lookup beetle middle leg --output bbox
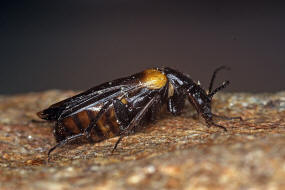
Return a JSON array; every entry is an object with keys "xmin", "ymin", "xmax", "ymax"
[
  {"xmin": 212, "ymin": 113, "xmax": 243, "ymax": 121},
  {"xmin": 112, "ymin": 94, "xmax": 160, "ymax": 153},
  {"xmin": 113, "ymin": 98, "xmax": 130, "ymax": 127}
]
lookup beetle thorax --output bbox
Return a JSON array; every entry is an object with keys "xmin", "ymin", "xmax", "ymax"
[{"xmin": 140, "ymin": 69, "xmax": 167, "ymax": 89}]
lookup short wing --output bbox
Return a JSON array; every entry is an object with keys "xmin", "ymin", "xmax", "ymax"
[{"xmin": 37, "ymin": 75, "xmax": 141, "ymax": 121}]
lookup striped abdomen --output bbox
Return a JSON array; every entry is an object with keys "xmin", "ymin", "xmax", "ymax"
[{"xmin": 54, "ymin": 106, "xmax": 121, "ymax": 142}]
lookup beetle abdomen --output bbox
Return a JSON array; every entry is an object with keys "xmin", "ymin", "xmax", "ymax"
[{"xmin": 54, "ymin": 107, "xmax": 121, "ymax": 142}]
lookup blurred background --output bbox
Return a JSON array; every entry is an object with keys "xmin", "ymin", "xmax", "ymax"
[{"xmin": 0, "ymin": 0, "xmax": 284, "ymax": 95}]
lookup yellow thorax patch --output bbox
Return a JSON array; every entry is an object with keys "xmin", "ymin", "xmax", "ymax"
[{"xmin": 140, "ymin": 69, "xmax": 167, "ymax": 89}]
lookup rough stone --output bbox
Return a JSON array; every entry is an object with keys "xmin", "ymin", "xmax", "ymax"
[{"xmin": 0, "ymin": 90, "xmax": 284, "ymax": 190}]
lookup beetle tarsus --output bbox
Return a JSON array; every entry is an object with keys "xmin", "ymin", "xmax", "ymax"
[
  {"xmin": 47, "ymin": 133, "xmax": 85, "ymax": 162},
  {"xmin": 112, "ymin": 135, "xmax": 125, "ymax": 154},
  {"xmin": 207, "ymin": 121, "xmax": 228, "ymax": 132},
  {"xmin": 213, "ymin": 114, "xmax": 243, "ymax": 121}
]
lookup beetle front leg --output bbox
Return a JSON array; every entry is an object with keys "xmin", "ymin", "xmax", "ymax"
[
  {"xmin": 204, "ymin": 113, "xmax": 242, "ymax": 132},
  {"xmin": 200, "ymin": 113, "xmax": 228, "ymax": 132},
  {"xmin": 167, "ymin": 91, "xmax": 186, "ymax": 116}
]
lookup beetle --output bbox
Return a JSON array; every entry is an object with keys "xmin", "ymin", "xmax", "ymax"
[{"xmin": 37, "ymin": 66, "xmax": 242, "ymax": 159}]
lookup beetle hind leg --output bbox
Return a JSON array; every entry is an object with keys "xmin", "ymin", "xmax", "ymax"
[
  {"xmin": 48, "ymin": 101, "xmax": 113, "ymax": 161},
  {"xmin": 47, "ymin": 133, "xmax": 85, "ymax": 162}
]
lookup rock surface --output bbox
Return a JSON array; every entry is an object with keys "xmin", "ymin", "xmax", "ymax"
[{"xmin": 0, "ymin": 90, "xmax": 285, "ymax": 190}]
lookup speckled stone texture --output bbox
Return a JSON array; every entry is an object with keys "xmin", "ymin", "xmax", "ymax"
[{"xmin": 0, "ymin": 90, "xmax": 284, "ymax": 190}]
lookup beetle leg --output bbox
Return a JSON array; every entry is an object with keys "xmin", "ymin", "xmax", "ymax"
[
  {"xmin": 111, "ymin": 94, "xmax": 160, "ymax": 153},
  {"xmin": 167, "ymin": 91, "xmax": 186, "ymax": 116},
  {"xmin": 113, "ymin": 98, "xmax": 130, "ymax": 128},
  {"xmin": 111, "ymin": 135, "xmax": 124, "ymax": 153},
  {"xmin": 48, "ymin": 133, "xmax": 85, "ymax": 162},
  {"xmin": 206, "ymin": 121, "xmax": 228, "ymax": 131},
  {"xmin": 148, "ymin": 101, "xmax": 161, "ymax": 122},
  {"xmin": 48, "ymin": 101, "xmax": 113, "ymax": 161},
  {"xmin": 84, "ymin": 101, "xmax": 113, "ymax": 138},
  {"xmin": 212, "ymin": 113, "xmax": 243, "ymax": 121},
  {"xmin": 204, "ymin": 113, "xmax": 242, "ymax": 132}
]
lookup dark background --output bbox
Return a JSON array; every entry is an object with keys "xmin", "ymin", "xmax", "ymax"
[{"xmin": 1, "ymin": 0, "xmax": 284, "ymax": 95}]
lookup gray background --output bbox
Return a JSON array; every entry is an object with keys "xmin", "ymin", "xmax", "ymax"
[{"xmin": 0, "ymin": 0, "xmax": 284, "ymax": 94}]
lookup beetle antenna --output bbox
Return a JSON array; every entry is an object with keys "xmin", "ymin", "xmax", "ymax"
[
  {"xmin": 208, "ymin": 80, "xmax": 230, "ymax": 99},
  {"xmin": 208, "ymin": 66, "xmax": 230, "ymax": 93}
]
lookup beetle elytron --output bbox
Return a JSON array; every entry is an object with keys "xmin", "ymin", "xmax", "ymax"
[{"xmin": 37, "ymin": 66, "xmax": 242, "ymax": 159}]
